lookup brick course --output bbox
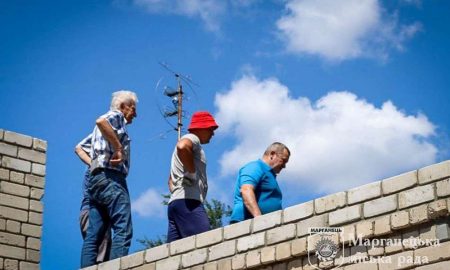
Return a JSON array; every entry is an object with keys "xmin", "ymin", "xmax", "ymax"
[
  {"xmin": 223, "ymin": 219, "xmax": 251, "ymax": 240},
  {"xmin": 399, "ymin": 184, "xmax": 434, "ymax": 209},
  {"xmin": 3, "ymin": 131, "xmax": 32, "ymax": 147},
  {"xmin": 314, "ymin": 192, "xmax": 346, "ymax": 214},
  {"xmin": 283, "ymin": 201, "xmax": 314, "ymax": 223},
  {"xmin": 348, "ymin": 181, "xmax": 381, "ymax": 204},
  {"xmin": 382, "ymin": 170, "xmax": 417, "ymax": 195},
  {"xmin": 252, "ymin": 211, "xmax": 281, "ymax": 232},
  {"xmin": 196, "ymin": 228, "xmax": 223, "ymax": 248},
  {"xmin": 418, "ymin": 160, "xmax": 450, "ymax": 184},
  {"xmin": 363, "ymin": 194, "xmax": 397, "ymax": 218},
  {"xmin": 329, "ymin": 204, "xmax": 361, "ymax": 225}
]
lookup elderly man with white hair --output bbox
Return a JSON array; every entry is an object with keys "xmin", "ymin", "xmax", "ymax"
[{"xmin": 81, "ymin": 90, "xmax": 138, "ymax": 267}]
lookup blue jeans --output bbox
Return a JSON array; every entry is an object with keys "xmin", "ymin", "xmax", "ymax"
[
  {"xmin": 80, "ymin": 169, "xmax": 132, "ymax": 267},
  {"xmin": 167, "ymin": 199, "xmax": 210, "ymax": 243},
  {"xmin": 80, "ymin": 169, "xmax": 90, "ymax": 211}
]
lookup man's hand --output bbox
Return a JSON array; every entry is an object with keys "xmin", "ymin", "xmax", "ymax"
[
  {"xmin": 168, "ymin": 175, "xmax": 174, "ymax": 193},
  {"xmin": 75, "ymin": 145, "xmax": 91, "ymax": 166},
  {"xmin": 183, "ymin": 171, "xmax": 197, "ymax": 186},
  {"xmin": 110, "ymin": 149, "xmax": 123, "ymax": 166}
]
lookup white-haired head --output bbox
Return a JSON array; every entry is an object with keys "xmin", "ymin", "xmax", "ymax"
[{"xmin": 110, "ymin": 90, "xmax": 138, "ymax": 111}]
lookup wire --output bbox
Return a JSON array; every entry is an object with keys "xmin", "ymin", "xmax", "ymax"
[
  {"xmin": 147, "ymin": 128, "xmax": 175, "ymax": 142},
  {"xmin": 154, "ymin": 76, "xmax": 177, "ymax": 130}
]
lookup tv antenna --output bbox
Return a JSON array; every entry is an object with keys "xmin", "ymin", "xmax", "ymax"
[{"xmin": 156, "ymin": 62, "xmax": 199, "ymax": 140}]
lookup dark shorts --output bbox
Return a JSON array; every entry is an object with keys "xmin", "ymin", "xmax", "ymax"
[{"xmin": 167, "ymin": 199, "xmax": 210, "ymax": 243}]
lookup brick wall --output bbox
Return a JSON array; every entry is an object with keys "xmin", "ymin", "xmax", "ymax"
[
  {"xmin": 0, "ymin": 130, "xmax": 47, "ymax": 270},
  {"xmin": 78, "ymin": 159, "xmax": 450, "ymax": 270},
  {"xmin": 8, "ymin": 126, "xmax": 445, "ymax": 270}
]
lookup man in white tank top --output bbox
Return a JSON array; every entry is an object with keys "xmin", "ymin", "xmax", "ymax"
[{"xmin": 167, "ymin": 111, "xmax": 219, "ymax": 242}]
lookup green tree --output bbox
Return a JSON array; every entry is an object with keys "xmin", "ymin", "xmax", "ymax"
[
  {"xmin": 136, "ymin": 235, "xmax": 166, "ymax": 249},
  {"xmin": 204, "ymin": 198, "xmax": 232, "ymax": 229},
  {"xmin": 137, "ymin": 194, "xmax": 232, "ymax": 249}
]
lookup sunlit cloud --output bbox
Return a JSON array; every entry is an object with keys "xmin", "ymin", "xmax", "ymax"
[
  {"xmin": 131, "ymin": 188, "xmax": 166, "ymax": 218},
  {"xmin": 131, "ymin": 0, "xmax": 262, "ymax": 33},
  {"xmin": 215, "ymin": 75, "xmax": 437, "ymax": 193},
  {"xmin": 276, "ymin": 0, "xmax": 421, "ymax": 61},
  {"xmin": 133, "ymin": 0, "xmax": 226, "ymax": 32}
]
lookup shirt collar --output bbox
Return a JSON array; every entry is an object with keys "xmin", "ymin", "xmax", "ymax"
[
  {"xmin": 258, "ymin": 159, "xmax": 272, "ymax": 171},
  {"xmin": 111, "ymin": 109, "xmax": 127, "ymax": 123}
]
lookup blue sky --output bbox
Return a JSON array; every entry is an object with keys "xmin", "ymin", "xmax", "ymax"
[{"xmin": 1, "ymin": 0, "xmax": 449, "ymax": 269}]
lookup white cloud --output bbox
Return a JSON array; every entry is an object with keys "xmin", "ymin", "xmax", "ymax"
[
  {"xmin": 131, "ymin": 0, "xmax": 261, "ymax": 33},
  {"xmin": 133, "ymin": 0, "xmax": 226, "ymax": 32},
  {"xmin": 276, "ymin": 0, "xmax": 421, "ymax": 61},
  {"xmin": 131, "ymin": 188, "xmax": 166, "ymax": 218},
  {"xmin": 215, "ymin": 75, "xmax": 437, "ymax": 193}
]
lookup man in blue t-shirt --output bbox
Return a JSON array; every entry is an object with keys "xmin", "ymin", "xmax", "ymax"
[{"xmin": 230, "ymin": 142, "xmax": 290, "ymax": 223}]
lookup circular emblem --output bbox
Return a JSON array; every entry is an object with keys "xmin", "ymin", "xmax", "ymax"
[{"xmin": 315, "ymin": 237, "xmax": 339, "ymax": 261}]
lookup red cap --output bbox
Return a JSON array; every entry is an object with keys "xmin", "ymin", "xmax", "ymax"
[{"xmin": 188, "ymin": 111, "xmax": 219, "ymax": 132}]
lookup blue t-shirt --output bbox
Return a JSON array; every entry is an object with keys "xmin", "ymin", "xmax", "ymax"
[{"xmin": 230, "ymin": 159, "xmax": 283, "ymax": 222}]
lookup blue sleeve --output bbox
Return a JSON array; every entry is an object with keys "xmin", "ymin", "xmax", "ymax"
[{"xmin": 239, "ymin": 162, "xmax": 264, "ymax": 187}]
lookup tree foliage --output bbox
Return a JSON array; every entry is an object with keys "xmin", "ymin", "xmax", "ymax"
[
  {"xmin": 136, "ymin": 235, "xmax": 167, "ymax": 249},
  {"xmin": 204, "ymin": 198, "xmax": 232, "ymax": 229}
]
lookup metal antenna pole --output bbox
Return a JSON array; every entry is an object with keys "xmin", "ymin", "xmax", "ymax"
[
  {"xmin": 176, "ymin": 75, "xmax": 183, "ymax": 140},
  {"xmin": 158, "ymin": 62, "xmax": 196, "ymax": 141}
]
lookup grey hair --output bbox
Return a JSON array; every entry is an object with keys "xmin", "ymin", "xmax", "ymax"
[
  {"xmin": 110, "ymin": 90, "xmax": 138, "ymax": 111},
  {"xmin": 263, "ymin": 142, "xmax": 290, "ymax": 156}
]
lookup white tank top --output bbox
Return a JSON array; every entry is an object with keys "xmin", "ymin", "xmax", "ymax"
[{"xmin": 169, "ymin": 133, "xmax": 208, "ymax": 203}]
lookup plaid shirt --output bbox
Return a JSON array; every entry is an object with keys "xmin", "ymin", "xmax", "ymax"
[
  {"xmin": 77, "ymin": 134, "xmax": 92, "ymax": 154},
  {"xmin": 90, "ymin": 110, "xmax": 131, "ymax": 176}
]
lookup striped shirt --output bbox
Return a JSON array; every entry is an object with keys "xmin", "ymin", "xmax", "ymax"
[
  {"xmin": 77, "ymin": 134, "xmax": 92, "ymax": 154},
  {"xmin": 90, "ymin": 110, "xmax": 131, "ymax": 176}
]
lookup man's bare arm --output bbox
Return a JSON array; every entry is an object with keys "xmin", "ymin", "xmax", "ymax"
[
  {"xmin": 240, "ymin": 184, "xmax": 262, "ymax": 217},
  {"xmin": 176, "ymin": 138, "xmax": 195, "ymax": 173},
  {"xmin": 75, "ymin": 145, "xmax": 91, "ymax": 166}
]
